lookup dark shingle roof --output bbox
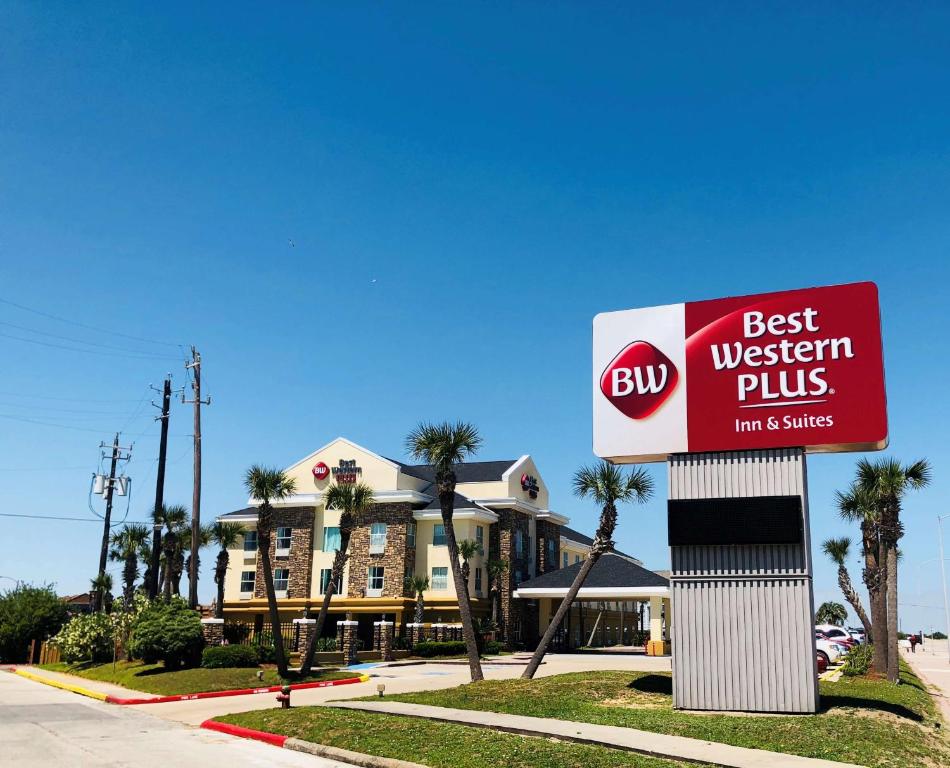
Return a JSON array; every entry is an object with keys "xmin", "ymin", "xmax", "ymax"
[
  {"xmin": 515, "ymin": 552, "xmax": 669, "ymax": 591},
  {"xmin": 218, "ymin": 507, "xmax": 257, "ymax": 519},
  {"xmin": 560, "ymin": 526, "xmax": 594, "ymax": 546},
  {"xmin": 399, "ymin": 460, "xmax": 518, "ymax": 484},
  {"xmin": 420, "ymin": 492, "xmax": 490, "ymax": 512}
]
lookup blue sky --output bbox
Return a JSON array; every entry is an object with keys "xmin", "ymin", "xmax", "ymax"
[{"xmin": 1, "ymin": 3, "xmax": 948, "ymax": 631}]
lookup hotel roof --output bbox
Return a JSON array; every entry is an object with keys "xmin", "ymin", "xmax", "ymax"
[
  {"xmin": 397, "ymin": 459, "xmax": 519, "ymax": 484},
  {"xmin": 514, "ymin": 551, "xmax": 669, "ymax": 592}
]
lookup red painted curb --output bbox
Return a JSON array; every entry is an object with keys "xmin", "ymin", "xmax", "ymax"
[
  {"xmin": 105, "ymin": 673, "xmax": 368, "ymax": 705},
  {"xmin": 201, "ymin": 718, "xmax": 287, "ymax": 747}
]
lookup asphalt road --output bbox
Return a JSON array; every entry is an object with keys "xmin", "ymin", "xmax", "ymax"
[{"xmin": 0, "ymin": 670, "xmax": 351, "ymax": 768}]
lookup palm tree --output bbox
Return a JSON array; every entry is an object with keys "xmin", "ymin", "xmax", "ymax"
[
  {"xmin": 184, "ymin": 523, "xmax": 213, "ymax": 600},
  {"xmin": 244, "ymin": 465, "xmax": 298, "ymax": 677},
  {"xmin": 486, "ymin": 559, "xmax": 508, "ymax": 629},
  {"xmin": 138, "ymin": 536, "xmax": 154, "ymax": 596},
  {"xmin": 155, "ymin": 504, "xmax": 189, "ymax": 600},
  {"xmin": 90, "ymin": 572, "xmax": 113, "ymax": 613},
  {"xmin": 837, "ymin": 483, "xmax": 887, "ymax": 676},
  {"xmin": 457, "ymin": 539, "xmax": 481, "ymax": 597},
  {"xmin": 815, "ymin": 601, "xmax": 848, "ymax": 626},
  {"xmin": 821, "ymin": 537, "xmax": 872, "ymax": 641},
  {"xmin": 522, "ymin": 461, "xmax": 653, "ymax": 679},
  {"xmin": 210, "ymin": 522, "xmax": 245, "ymax": 619},
  {"xmin": 299, "ymin": 481, "xmax": 374, "ymax": 676},
  {"xmin": 405, "ymin": 421, "xmax": 484, "ymax": 682},
  {"xmin": 405, "ymin": 574, "xmax": 430, "ymax": 624},
  {"xmin": 854, "ymin": 457, "xmax": 931, "ymax": 683},
  {"xmin": 109, "ymin": 524, "xmax": 149, "ymax": 609}
]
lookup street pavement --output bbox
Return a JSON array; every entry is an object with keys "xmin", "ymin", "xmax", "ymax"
[
  {"xmin": 0, "ymin": 669, "xmax": 353, "ymax": 768},
  {"xmin": 900, "ymin": 638, "xmax": 950, "ymax": 722}
]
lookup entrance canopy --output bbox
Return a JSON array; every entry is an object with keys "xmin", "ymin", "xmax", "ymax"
[{"xmin": 513, "ymin": 552, "xmax": 670, "ymax": 601}]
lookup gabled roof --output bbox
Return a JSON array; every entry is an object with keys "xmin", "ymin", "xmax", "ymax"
[
  {"xmin": 560, "ymin": 526, "xmax": 594, "ymax": 546},
  {"xmin": 515, "ymin": 552, "xmax": 669, "ymax": 591},
  {"xmin": 218, "ymin": 507, "xmax": 257, "ymax": 520},
  {"xmin": 420, "ymin": 491, "xmax": 492, "ymax": 513},
  {"xmin": 398, "ymin": 460, "xmax": 518, "ymax": 484}
]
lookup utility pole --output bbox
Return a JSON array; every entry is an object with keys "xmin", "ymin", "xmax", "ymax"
[
  {"xmin": 149, "ymin": 376, "xmax": 172, "ymax": 600},
  {"xmin": 184, "ymin": 346, "xmax": 211, "ymax": 609},
  {"xmin": 95, "ymin": 433, "xmax": 131, "ymax": 610}
]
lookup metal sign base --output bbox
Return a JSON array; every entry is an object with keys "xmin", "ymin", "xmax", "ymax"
[{"xmin": 669, "ymin": 449, "xmax": 819, "ymax": 713}]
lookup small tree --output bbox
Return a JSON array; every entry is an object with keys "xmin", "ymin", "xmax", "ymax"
[
  {"xmin": 128, "ymin": 598, "xmax": 203, "ymax": 668},
  {"xmin": 90, "ymin": 573, "xmax": 113, "ymax": 614},
  {"xmin": 0, "ymin": 584, "xmax": 68, "ymax": 663},
  {"xmin": 821, "ymin": 537, "xmax": 872, "ymax": 640},
  {"xmin": 457, "ymin": 539, "xmax": 481, "ymax": 597},
  {"xmin": 406, "ymin": 574, "xmax": 430, "ymax": 623},
  {"xmin": 486, "ymin": 559, "xmax": 508, "ymax": 629},
  {"xmin": 109, "ymin": 523, "xmax": 149, "ymax": 609},
  {"xmin": 816, "ymin": 601, "xmax": 848, "ymax": 626},
  {"xmin": 210, "ymin": 522, "xmax": 245, "ymax": 619}
]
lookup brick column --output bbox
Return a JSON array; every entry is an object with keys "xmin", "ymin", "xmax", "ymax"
[
  {"xmin": 339, "ymin": 620, "xmax": 359, "ymax": 666},
  {"xmin": 405, "ymin": 622, "xmax": 424, "ymax": 648},
  {"xmin": 293, "ymin": 618, "xmax": 316, "ymax": 653},
  {"xmin": 200, "ymin": 618, "xmax": 224, "ymax": 646},
  {"xmin": 432, "ymin": 623, "xmax": 445, "ymax": 642},
  {"xmin": 375, "ymin": 621, "xmax": 394, "ymax": 661},
  {"xmin": 373, "ymin": 622, "xmax": 382, "ymax": 651}
]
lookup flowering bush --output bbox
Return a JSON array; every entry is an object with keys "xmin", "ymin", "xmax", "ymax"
[{"xmin": 52, "ymin": 612, "xmax": 114, "ymax": 663}]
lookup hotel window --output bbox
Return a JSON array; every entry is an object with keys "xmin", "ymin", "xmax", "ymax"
[
  {"xmin": 323, "ymin": 526, "xmax": 341, "ymax": 552},
  {"xmin": 431, "ymin": 566, "xmax": 448, "ymax": 591},
  {"xmin": 575, "ymin": 555, "xmax": 581, "ymax": 564},
  {"xmin": 369, "ymin": 522, "xmax": 388, "ymax": 554},
  {"xmin": 474, "ymin": 567, "xmax": 483, "ymax": 595},
  {"xmin": 433, "ymin": 524, "xmax": 446, "ymax": 546},
  {"xmin": 514, "ymin": 568, "xmax": 523, "ymax": 585},
  {"xmin": 475, "ymin": 525, "xmax": 484, "ymax": 553},
  {"xmin": 547, "ymin": 538, "xmax": 555, "ymax": 563},
  {"xmin": 319, "ymin": 568, "xmax": 342, "ymax": 595},
  {"xmin": 514, "ymin": 529, "xmax": 523, "ymax": 556},
  {"xmin": 407, "ymin": 521, "xmax": 417, "ymax": 548},
  {"xmin": 367, "ymin": 566, "xmax": 384, "ymax": 597},
  {"xmin": 239, "ymin": 570, "xmax": 255, "ymax": 594},
  {"xmin": 562, "ymin": 552, "xmax": 569, "ymax": 568},
  {"xmin": 274, "ymin": 568, "xmax": 289, "ymax": 596},
  {"xmin": 276, "ymin": 527, "xmax": 292, "ymax": 555},
  {"xmin": 243, "ymin": 531, "xmax": 257, "ymax": 554}
]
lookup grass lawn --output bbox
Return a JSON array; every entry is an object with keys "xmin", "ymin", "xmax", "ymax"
[
  {"xmin": 384, "ymin": 666, "xmax": 950, "ymax": 768},
  {"xmin": 38, "ymin": 661, "xmax": 354, "ymax": 696},
  {"xmin": 216, "ymin": 707, "xmax": 707, "ymax": 768}
]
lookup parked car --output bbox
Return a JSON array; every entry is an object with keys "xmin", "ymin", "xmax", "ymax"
[
  {"xmin": 847, "ymin": 627, "xmax": 867, "ymax": 644},
  {"xmin": 816, "ymin": 652, "xmax": 828, "ymax": 674},
  {"xmin": 816, "ymin": 624, "xmax": 858, "ymax": 647},
  {"xmin": 815, "ymin": 634, "xmax": 844, "ymax": 665}
]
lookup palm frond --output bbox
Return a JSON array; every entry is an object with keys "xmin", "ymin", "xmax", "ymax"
[
  {"xmin": 405, "ymin": 421, "xmax": 482, "ymax": 471},
  {"xmin": 244, "ymin": 464, "xmax": 298, "ymax": 503},
  {"xmin": 821, "ymin": 536, "xmax": 851, "ymax": 565},
  {"xmin": 572, "ymin": 461, "xmax": 654, "ymax": 505},
  {"xmin": 457, "ymin": 539, "xmax": 481, "ymax": 560},
  {"xmin": 211, "ymin": 521, "xmax": 245, "ymax": 550}
]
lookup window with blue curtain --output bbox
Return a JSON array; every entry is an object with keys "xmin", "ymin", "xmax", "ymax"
[{"xmin": 323, "ymin": 526, "xmax": 341, "ymax": 551}]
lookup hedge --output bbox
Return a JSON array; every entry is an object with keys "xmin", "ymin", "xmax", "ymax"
[
  {"xmin": 413, "ymin": 640, "xmax": 503, "ymax": 658},
  {"xmin": 201, "ymin": 644, "xmax": 259, "ymax": 669}
]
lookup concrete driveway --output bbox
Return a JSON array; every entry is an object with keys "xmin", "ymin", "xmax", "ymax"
[{"xmin": 0, "ymin": 670, "xmax": 352, "ymax": 767}]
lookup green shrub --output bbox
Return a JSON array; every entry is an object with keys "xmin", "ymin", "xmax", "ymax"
[
  {"xmin": 201, "ymin": 644, "xmax": 259, "ymax": 669},
  {"xmin": 128, "ymin": 598, "xmax": 203, "ymax": 668},
  {"xmin": 52, "ymin": 612, "xmax": 114, "ymax": 663},
  {"xmin": 0, "ymin": 584, "xmax": 68, "ymax": 663},
  {"xmin": 841, "ymin": 643, "xmax": 873, "ymax": 677},
  {"xmin": 413, "ymin": 640, "xmax": 467, "ymax": 657},
  {"xmin": 482, "ymin": 640, "xmax": 502, "ymax": 655}
]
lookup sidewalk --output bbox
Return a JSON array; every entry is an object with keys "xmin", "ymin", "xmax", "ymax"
[
  {"xmin": 900, "ymin": 639, "xmax": 950, "ymax": 723},
  {"xmin": 331, "ymin": 700, "xmax": 864, "ymax": 768},
  {"xmin": 12, "ymin": 665, "xmax": 151, "ymax": 699}
]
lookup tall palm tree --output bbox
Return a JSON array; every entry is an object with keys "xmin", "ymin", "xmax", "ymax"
[
  {"xmin": 854, "ymin": 457, "xmax": 931, "ymax": 683},
  {"xmin": 244, "ymin": 465, "xmax": 298, "ymax": 677},
  {"xmin": 821, "ymin": 537, "xmax": 872, "ymax": 641},
  {"xmin": 210, "ymin": 522, "xmax": 245, "ymax": 619},
  {"xmin": 184, "ymin": 523, "xmax": 213, "ymax": 600},
  {"xmin": 405, "ymin": 421, "xmax": 484, "ymax": 682},
  {"xmin": 405, "ymin": 574, "xmax": 430, "ymax": 624},
  {"xmin": 299, "ymin": 481, "xmax": 374, "ymax": 676},
  {"xmin": 815, "ymin": 600, "xmax": 848, "ymax": 626},
  {"xmin": 837, "ymin": 483, "xmax": 887, "ymax": 676},
  {"xmin": 522, "ymin": 461, "xmax": 653, "ymax": 679},
  {"xmin": 90, "ymin": 572, "xmax": 113, "ymax": 613},
  {"xmin": 486, "ymin": 559, "xmax": 508, "ymax": 629},
  {"xmin": 457, "ymin": 539, "xmax": 481, "ymax": 597},
  {"xmin": 109, "ymin": 523, "xmax": 149, "ymax": 609},
  {"xmin": 155, "ymin": 504, "xmax": 190, "ymax": 600}
]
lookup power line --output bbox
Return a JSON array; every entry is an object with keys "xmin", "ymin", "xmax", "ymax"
[
  {"xmin": 0, "ymin": 297, "xmax": 181, "ymax": 348},
  {"xmin": 0, "ymin": 320, "xmax": 180, "ymax": 358},
  {"xmin": 0, "ymin": 412, "xmax": 191, "ymax": 437},
  {"xmin": 0, "ymin": 330, "xmax": 180, "ymax": 361},
  {"xmin": 0, "ymin": 390, "xmax": 145, "ymax": 403},
  {"xmin": 0, "ymin": 512, "xmax": 149, "ymax": 525}
]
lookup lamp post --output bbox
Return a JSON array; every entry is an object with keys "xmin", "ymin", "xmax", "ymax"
[
  {"xmin": 938, "ymin": 514, "xmax": 950, "ymax": 664},
  {"xmin": 0, "ymin": 575, "xmax": 21, "ymax": 588}
]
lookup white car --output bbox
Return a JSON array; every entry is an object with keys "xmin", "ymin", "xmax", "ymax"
[
  {"xmin": 815, "ymin": 636, "xmax": 845, "ymax": 665},
  {"xmin": 816, "ymin": 624, "xmax": 858, "ymax": 645}
]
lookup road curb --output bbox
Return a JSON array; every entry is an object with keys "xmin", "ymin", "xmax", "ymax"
[
  {"xmin": 200, "ymin": 719, "xmax": 427, "ymax": 768},
  {"xmin": 9, "ymin": 667, "xmax": 369, "ymax": 705}
]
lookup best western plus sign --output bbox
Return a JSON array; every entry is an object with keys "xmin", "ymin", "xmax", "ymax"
[{"xmin": 593, "ymin": 281, "xmax": 887, "ymax": 463}]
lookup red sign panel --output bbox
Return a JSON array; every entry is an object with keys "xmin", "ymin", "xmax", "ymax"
[{"xmin": 593, "ymin": 281, "xmax": 888, "ymax": 462}]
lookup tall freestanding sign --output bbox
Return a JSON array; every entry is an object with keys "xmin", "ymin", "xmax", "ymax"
[{"xmin": 594, "ymin": 281, "xmax": 887, "ymax": 713}]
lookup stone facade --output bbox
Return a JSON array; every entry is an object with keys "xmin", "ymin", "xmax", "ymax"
[
  {"xmin": 201, "ymin": 618, "xmax": 224, "ymax": 646},
  {"xmin": 253, "ymin": 506, "xmax": 315, "ymax": 600},
  {"xmin": 346, "ymin": 503, "xmax": 415, "ymax": 599},
  {"xmin": 491, "ymin": 508, "xmax": 534, "ymax": 647},
  {"xmin": 339, "ymin": 620, "xmax": 359, "ymax": 665}
]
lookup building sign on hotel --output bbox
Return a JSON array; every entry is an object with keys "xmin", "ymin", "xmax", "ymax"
[
  {"xmin": 331, "ymin": 459, "xmax": 363, "ymax": 484},
  {"xmin": 593, "ymin": 281, "xmax": 888, "ymax": 463}
]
